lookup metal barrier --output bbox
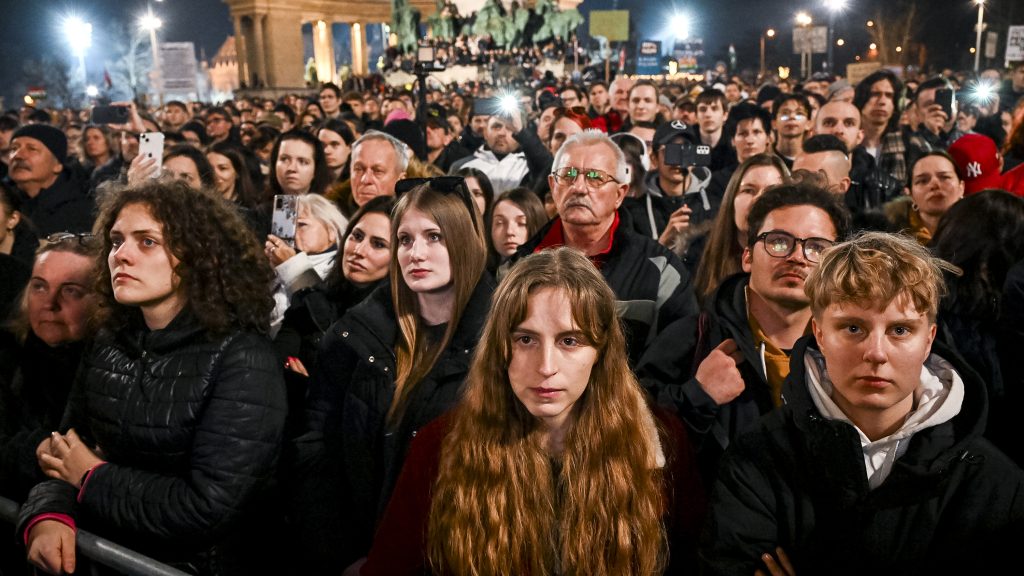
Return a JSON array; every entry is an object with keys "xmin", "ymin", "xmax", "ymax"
[{"xmin": 0, "ymin": 495, "xmax": 190, "ymax": 576}]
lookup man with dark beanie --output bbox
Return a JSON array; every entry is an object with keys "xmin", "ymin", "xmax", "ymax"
[{"xmin": 5, "ymin": 124, "xmax": 94, "ymax": 235}]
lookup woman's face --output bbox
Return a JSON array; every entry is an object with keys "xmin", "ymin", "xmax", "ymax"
[
  {"xmin": 294, "ymin": 207, "xmax": 336, "ymax": 254},
  {"xmin": 343, "ymin": 212, "xmax": 391, "ymax": 285},
  {"xmin": 0, "ymin": 204, "xmax": 18, "ymax": 249},
  {"xmin": 508, "ymin": 287, "xmax": 598, "ymax": 434},
  {"xmin": 107, "ymin": 203, "xmax": 185, "ymax": 318},
  {"xmin": 397, "ymin": 208, "xmax": 452, "ymax": 294},
  {"xmin": 28, "ymin": 250, "xmax": 95, "ymax": 347},
  {"xmin": 163, "ymin": 155, "xmax": 203, "ymax": 189},
  {"xmin": 464, "ymin": 176, "xmax": 487, "ymax": 216},
  {"xmin": 84, "ymin": 128, "xmax": 108, "ymax": 159},
  {"xmin": 206, "ymin": 152, "xmax": 238, "ymax": 199},
  {"xmin": 276, "ymin": 139, "xmax": 316, "ymax": 195},
  {"xmin": 911, "ymin": 155, "xmax": 964, "ymax": 218},
  {"xmin": 318, "ymin": 129, "xmax": 351, "ymax": 171},
  {"xmin": 732, "ymin": 165, "xmax": 785, "ymax": 239},
  {"xmin": 491, "ymin": 200, "xmax": 529, "ymax": 258}
]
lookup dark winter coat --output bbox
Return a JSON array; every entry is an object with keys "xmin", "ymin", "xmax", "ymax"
[
  {"xmin": 0, "ymin": 331, "xmax": 83, "ymax": 501},
  {"xmin": 6, "ymin": 167, "xmax": 95, "ymax": 236},
  {"xmin": 290, "ymin": 275, "xmax": 495, "ymax": 572},
  {"xmin": 637, "ymin": 273, "xmax": 776, "ymax": 484},
  {"xmin": 504, "ymin": 214, "xmax": 699, "ymax": 365},
  {"xmin": 16, "ymin": 311, "xmax": 288, "ymax": 575},
  {"xmin": 700, "ymin": 336, "xmax": 1024, "ymax": 575}
]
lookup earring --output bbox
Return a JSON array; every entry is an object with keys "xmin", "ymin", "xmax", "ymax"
[{"xmin": 911, "ymin": 202, "xmax": 919, "ymax": 212}]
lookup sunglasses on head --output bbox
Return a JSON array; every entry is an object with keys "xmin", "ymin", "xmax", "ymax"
[
  {"xmin": 394, "ymin": 176, "xmax": 480, "ymax": 233},
  {"xmin": 46, "ymin": 232, "xmax": 97, "ymax": 247}
]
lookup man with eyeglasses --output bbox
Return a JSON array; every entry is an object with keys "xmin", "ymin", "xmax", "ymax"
[
  {"xmin": 638, "ymin": 182, "xmax": 850, "ymax": 483},
  {"xmin": 771, "ymin": 93, "xmax": 813, "ymax": 170},
  {"xmin": 502, "ymin": 130, "xmax": 699, "ymax": 364},
  {"xmin": 203, "ymin": 107, "xmax": 237, "ymax": 146}
]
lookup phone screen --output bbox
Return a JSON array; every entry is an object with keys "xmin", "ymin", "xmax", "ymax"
[
  {"xmin": 271, "ymin": 195, "xmax": 298, "ymax": 247},
  {"xmin": 91, "ymin": 105, "xmax": 131, "ymax": 125}
]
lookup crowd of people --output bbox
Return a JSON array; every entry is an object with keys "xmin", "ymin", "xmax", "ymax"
[{"xmin": 1, "ymin": 54, "xmax": 1024, "ymax": 575}]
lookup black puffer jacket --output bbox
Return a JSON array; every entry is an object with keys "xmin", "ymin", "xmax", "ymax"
[
  {"xmin": 290, "ymin": 275, "xmax": 494, "ymax": 572},
  {"xmin": 16, "ymin": 311, "xmax": 287, "ymax": 575}
]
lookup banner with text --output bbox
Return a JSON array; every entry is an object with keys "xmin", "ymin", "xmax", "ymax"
[
  {"xmin": 636, "ymin": 40, "xmax": 662, "ymax": 76},
  {"xmin": 160, "ymin": 42, "xmax": 198, "ymax": 94}
]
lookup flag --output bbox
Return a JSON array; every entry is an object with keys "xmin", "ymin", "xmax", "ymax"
[{"xmin": 103, "ymin": 67, "xmax": 113, "ymax": 90}]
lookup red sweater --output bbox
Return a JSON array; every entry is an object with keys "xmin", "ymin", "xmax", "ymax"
[{"xmin": 361, "ymin": 408, "xmax": 707, "ymax": 575}]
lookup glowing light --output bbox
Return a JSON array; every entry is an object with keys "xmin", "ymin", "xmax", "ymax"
[
  {"xmin": 778, "ymin": 66, "xmax": 790, "ymax": 79},
  {"xmin": 824, "ymin": 0, "xmax": 847, "ymax": 12},
  {"xmin": 766, "ymin": 28, "xmax": 776, "ymax": 38},
  {"xmin": 837, "ymin": 38, "xmax": 845, "ymax": 46},
  {"xmin": 869, "ymin": 42, "xmax": 877, "ymax": 50},
  {"xmin": 63, "ymin": 16, "xmax": 93, "ymax": 57},
  {"xmin": 670, "ymin": 13, "xmax": 691, "ymax": 40},
  {"xmin": 971, "ymin": 80, "xmax": 996, "ymax": 104},
  {"xmin": 896, "ymin": 46, "xmax": 902, "ymax": 53},
  {"xmin": 139, "ymin": 12, "xmax": 162, "ymax": 31},
  {"xmin": 970, "ymin": 47, "xmax": 976, "ymax": 54},
  {"xmin": 86, "ymin": 85, "xmax": 99, "ymax": 97},
  {"xmin": 866, "ymin": 20, "xmax": 875, "ymax": 27},
  {"xmin": 24, "ymin": 95, "xmax": 34, "ymax": 105},
  {"xmin": 499, "ymin": 94, "xmax": 520, "ymax": 115},
  {"xmin": 796, "ymin": 12, "xmax": 813, "ymax": 26}
]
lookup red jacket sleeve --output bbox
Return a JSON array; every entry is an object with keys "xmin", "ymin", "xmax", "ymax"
[{"xmin": 361, "ymin": 415, "xmax": 450, "ymax": 576}]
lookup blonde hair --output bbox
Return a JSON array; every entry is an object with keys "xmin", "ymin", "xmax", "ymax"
[
  {"xmin": 389, "ymin": 183, "xmax": 486, "ymax": 423},
  {"xmin": 427, "ymin": 247, "xmax": 666, "ymax": 576},
  {"xmin": 805, "ymin": 231, "xmax": 959, "ymax": 322},
  {"xmin": 294, "ymin": 193, "xmax": 347, "ymax": 249}
]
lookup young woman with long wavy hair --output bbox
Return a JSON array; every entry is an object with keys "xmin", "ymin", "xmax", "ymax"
[{"xmin": 359, "ymin": 247, "xmax": 705, "ymax": 576}]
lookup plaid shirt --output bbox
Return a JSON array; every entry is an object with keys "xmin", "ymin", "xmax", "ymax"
[{"xmin": 879, "ymin": 130, "xmax": 908, "ymax": 184}]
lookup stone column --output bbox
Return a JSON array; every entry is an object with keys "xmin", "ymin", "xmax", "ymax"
[
  {"xmin": 313, "ymin": 20, "xmax": 336, "ymax": 85},
  {"xmin": 233, "ymin": 16, "xmax": 250, "ymax": 86},
  {"xmin": 351, "ymin": 22, "xmax": 368, "ymax": 77},
  {"xmin": 252, "ymin": 14, "xmax": 269, "ymax": 87}
]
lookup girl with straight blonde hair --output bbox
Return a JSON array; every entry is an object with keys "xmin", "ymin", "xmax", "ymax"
[{"xmin": 359, "ymin": 247, "xmax": 706, "ymax": 576}]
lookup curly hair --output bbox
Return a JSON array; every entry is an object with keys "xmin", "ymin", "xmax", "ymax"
[
  {"xmin": 427, "ymin": 247, "xmax": 666, "ymax": 576},
  {"xmin": 92, "ymin": 180, "xmax": 275, "ymax": 335}
]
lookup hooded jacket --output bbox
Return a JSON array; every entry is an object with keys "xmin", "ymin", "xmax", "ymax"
[{"xmin": 700, "ymin": 336, "xmax": 1024, "ymax": 575}]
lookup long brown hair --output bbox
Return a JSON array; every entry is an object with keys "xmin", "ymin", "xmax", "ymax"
[
  {"xmin": 389, "ymin": 183, "xmax": 486, "ymax": 423},
  {"xmin": 693, "ymin": 153, "xmax": 789, "ymax": 301},
  {"xmin": 427, "ymin": 247, "xmax": 666, "ymax": 575}
]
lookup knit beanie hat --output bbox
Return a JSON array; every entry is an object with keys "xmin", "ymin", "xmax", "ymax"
[
  {"xmin": 383, "ymin": 119, "xmax": 427, "ymax": 161},
  {"xmin": 12, "ymin": 124, "xmax": 67, "ymax": 162}
]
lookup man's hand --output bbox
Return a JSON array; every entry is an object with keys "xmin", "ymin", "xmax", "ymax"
[
  {"xmin": 26, "ymin": 520, "xmax": 76, "ymax": 575},
  {"xmin": 920, "ymin": 103, "xmax": 949, "ymax": 136},
  {"xmin": 694, "ymin": 339, "xmax": 746, "ymax": 405},
  {"xmin": 658, "ymin": 204, "xmax": 693, "ymax": 248}
]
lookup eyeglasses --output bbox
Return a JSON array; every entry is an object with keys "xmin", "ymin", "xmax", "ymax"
[
  {"xmin": 754, "ymin": 231, "xmax": 834, "ymax": 263},
  {"xmin": 46, "ymin": 232, "xmax": 97, "ymax": 247},
  {"xmin": 394, "ymin": 176, "xmax": 480, "ymax": 233},
  {"xmin": 551, "ymin": 166, "xmax": 620, "ymax": 188}
]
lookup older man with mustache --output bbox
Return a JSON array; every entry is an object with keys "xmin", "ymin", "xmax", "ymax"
[
  {"xmin": 637, "ymin": 181, "xmax": 850, "ymax": 484},
  {"xmin": 500, "ymin": 130, "xmax": 699, "ymax": 365}
]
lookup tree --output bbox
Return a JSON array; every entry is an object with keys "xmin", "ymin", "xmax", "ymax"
[
  {"xmin": 20, "ymin": 56, "xmax": 77, "ymax": 109},
  {"xmin": 867, "ymin": 0, "xmax": 919, "ymax": 67},
  {"xmin": 103, "ymin": 20, "xmax": 154, "ymax": 101}
]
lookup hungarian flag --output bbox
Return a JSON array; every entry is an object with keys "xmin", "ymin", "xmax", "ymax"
[{"xmin": 103, "ymin": 68, "xmax": 113, "ymax": 90}]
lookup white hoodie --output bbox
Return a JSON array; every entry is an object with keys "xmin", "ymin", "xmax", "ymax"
[{"xmin": 803, "ymin": 350, "xmax": 965, "ymax": 490}]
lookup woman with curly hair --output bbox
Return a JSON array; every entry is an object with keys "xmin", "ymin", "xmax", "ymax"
[
  {"xmin": 18, "ymin": 180, "xmax": 287, "ymax": 575},
  {"xmin": 359, "ymin": 247, "xmax": 705, "ymax": 576},
  {"xmin": 292, "ymin": 178, "xmax": 494, "ymax": 574}
]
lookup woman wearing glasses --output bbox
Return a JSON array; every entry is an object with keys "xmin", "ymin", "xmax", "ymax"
[
  {"xmin": 19, "ymin": 180, "xmax": 287, "ymax": 575},
  {"xmin": 291, "ymin": 177, "xmax": 493, "ymax": 574}
]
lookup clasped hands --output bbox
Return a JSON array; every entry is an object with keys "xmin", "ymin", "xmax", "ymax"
[{"xmin": 36, "ymin": 429, "xmax": 104, "ymax": 489}]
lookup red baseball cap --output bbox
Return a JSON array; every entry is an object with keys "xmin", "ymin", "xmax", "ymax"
[{"xmin": 947, "ymin": 133, "xmax": 1003, "ymax": 195}]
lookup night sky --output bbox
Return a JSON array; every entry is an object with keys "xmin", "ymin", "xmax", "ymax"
[{"xmin": 0, "ymin": 0, "xmax": 1005, "ymax": 109}]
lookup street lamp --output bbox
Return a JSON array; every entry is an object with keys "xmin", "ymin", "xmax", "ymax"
[
  {"xmin": 139, "ymin": 10, "xmax": 164, "ymax": 106},
  {"xmin": 973, "ymin": 0, "xmax": 986, "ymax": 72},
  {"xmin": 824, "ymin": 0, "xmax": 847, "ymax": 76},
  {"xmin": 795, "ymin": 12, "xmax": 813, "ymax": 80},
  {"xmin": 63, "ymin": 16, "xmax": 93, "ymax": 85},
  {"xmin": 760, "ymin": 28, "xmax": 776, "ymax": 81}
]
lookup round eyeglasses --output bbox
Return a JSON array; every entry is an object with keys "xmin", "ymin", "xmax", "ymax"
[{"xmin": 755, "ymin": 231, "xmax": 834, "ymax": 263}]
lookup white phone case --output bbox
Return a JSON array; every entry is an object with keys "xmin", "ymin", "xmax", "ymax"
[{"xmin": 138, "ymin": 132, "xmax": 165, "ymax": 178}]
